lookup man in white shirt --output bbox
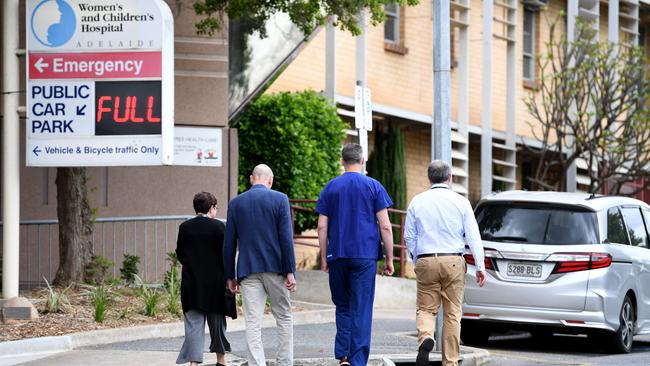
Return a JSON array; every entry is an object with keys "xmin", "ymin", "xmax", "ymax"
[{"xmin": 404, "ymin": 160, "xmax": 487, "ymax": 366}]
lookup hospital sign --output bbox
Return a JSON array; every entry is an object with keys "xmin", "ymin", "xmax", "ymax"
[{"xmin": 26, "ymin": 0, "xmax": 174, "ymax": 167}]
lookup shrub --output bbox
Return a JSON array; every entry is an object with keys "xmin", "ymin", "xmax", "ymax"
[
  {"xmin": 163, "ymin": 252, "xmax": 180, "ymax": 292},
  {"xmin": 85, "ymin": 255, "xmax": 114, "ymax": 285},
  {"xmin": 164, "ymin": 252, "xmax": 181, "ymax": 316},
  {"xmin": 135, "ymin": 275, "xmax": 160, "ymax": 317},
  {"xmin": 85, "ymin": 284, "xmax": 111, "ymax": 323},
  {"xmin": 43, "ymin": 277, "xmax": 72, "ymax": 313},
  {"xmin": 237, "ymin": 90, "xmax": 347, "ymax": 232},
  {"xmin": 120, "ymin": 254, "xmax": 140, "ymax": 285}
]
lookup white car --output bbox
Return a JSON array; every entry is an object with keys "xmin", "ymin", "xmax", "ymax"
[{"xmin": 462, "ymin": 191, "xmax": 650, "ymax": 353}]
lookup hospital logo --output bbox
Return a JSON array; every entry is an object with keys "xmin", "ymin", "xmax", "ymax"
[{"xmin": 31, "ymin": 0, "xmax": 77, "ymax": 47}]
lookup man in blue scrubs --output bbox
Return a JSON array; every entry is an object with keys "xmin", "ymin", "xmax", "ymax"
[{"xmin": 316, "ymin": 143, "xmax": 395, "ymax": 366}]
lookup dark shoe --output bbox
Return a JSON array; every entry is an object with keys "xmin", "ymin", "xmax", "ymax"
[
  {"xmin": 416, "ymin": 337, "xmax": 435, "ymax": 366},
  {"xmin": 339, "ymin": 357, "xmax": 351, "ymax": 366}
]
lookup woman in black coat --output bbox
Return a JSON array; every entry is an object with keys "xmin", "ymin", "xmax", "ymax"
[{"xmin": 175, "ymin": 192, "xmax": 237, "ymax": 366}]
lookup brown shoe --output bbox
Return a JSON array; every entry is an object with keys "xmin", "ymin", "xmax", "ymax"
[{"xmin": 339, "ymin": 357, "xmax": 351, "ymax": 366}]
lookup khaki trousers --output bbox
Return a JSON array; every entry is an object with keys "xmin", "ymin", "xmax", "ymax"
[
  {"xmin": 240, "ymin": 272, "xmax": 293, "ymax": 366},
  {"xmin": 415, "ymin": 255, "xmax": 466, "ymax": 366}
]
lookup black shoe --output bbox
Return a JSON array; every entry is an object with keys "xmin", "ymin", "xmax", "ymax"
[{"xmin": 416, "ymin": 337, "xmax": 435, "ymax": 366}]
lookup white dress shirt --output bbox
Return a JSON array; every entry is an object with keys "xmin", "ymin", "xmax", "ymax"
[{"xmin": 404, "ymin": 183, "xmax": 485, "ymax": 271}]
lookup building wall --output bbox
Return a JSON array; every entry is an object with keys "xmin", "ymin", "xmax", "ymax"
[
  {"xmin": 266, "ymin": 0, "xmax": 554, "ymax": 201},
  {"xmin": 268, "ymin": 0, "xmax": 571, "ymax": 134},
  {"xmin": 403, "ymin": 126, "xmax": 433, "ymax": 204},
  {"xmin": 3, "ymin": 1, "xmax": 234, "ymax": 221},
  {"xmin": 266, "ymin": 0, "xmax": 647, "ymax": 202},
  {"xmin": 1, "ymin": 1, "xmax": 234, "ymax": 284}
]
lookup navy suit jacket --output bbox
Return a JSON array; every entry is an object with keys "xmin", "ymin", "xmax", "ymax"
[{"xmin": 224, "ymin": 184, "xmax": 296, "ymax": 281}]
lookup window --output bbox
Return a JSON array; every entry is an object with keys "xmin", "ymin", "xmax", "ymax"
[
  {"xmin": 384, "ymin": 3, "xmax": 400, "ymax": 44},
  {"xmin": 620, "ymin": 207, "xmax": 649, "ymax": 248},
  {"xmin": 475, "ymin": 204, "xmax": 599, "ymax": 245},
  {"xmin": 523, "ymin": 7, "xmax": 536, "ymax": 82},
  {"xmin": 607, "ymin": 207, "xmax": 630, "ymax": 245},
  {"xmin": 642, "ymin": 208, "xmax": 650, "ymax": 248},
  {"xmin": 639, "ymin": 25, "xmax": 647, "ymax": 55},
  {"xmin": 384, "ymin": 3, "xmax": 408, "ymax": 54}
]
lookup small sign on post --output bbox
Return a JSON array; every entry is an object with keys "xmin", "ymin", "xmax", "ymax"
[
  {"xmin": 355, "ymin": 83, "xmax": 364, "ymax": 130},
  {"xmin": 354, "ymin": 82, "xmax": 373, "ymax": 131},
  {"xmin": 26, "ymin": 0, "xmax": 174, "ymax": 167},
  {"xmin": 363, "ymin": 87, "xmax": 372, "ymax": 131}
]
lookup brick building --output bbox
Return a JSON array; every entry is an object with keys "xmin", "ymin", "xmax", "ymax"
[{"xmin": 266, "ymin": 0, "xmax": 650, "ymax": 205}]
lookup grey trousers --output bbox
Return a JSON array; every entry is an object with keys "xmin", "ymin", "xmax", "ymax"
[
  {"xmin": 176, "ymin": 310, "xmax": 231, "ymax": 364},
  {"xmin": 241, "ymin": 272, "xmax": 293, "ymax": 366}
]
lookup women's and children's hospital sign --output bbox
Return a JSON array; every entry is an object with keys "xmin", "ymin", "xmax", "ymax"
[{"xmin": 26, "ymin": 0, "xmax": 174, "ymax": 166}]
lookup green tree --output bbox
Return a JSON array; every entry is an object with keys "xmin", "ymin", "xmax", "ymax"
[
  {"xmin": 367, "ymin": 125, "xmax": 406, "ymax": 245},
  {"xmin": 237, "ymin": 91, "xmax": 346, "ymax": 232},
  {"xmin": 367, "ymin": 125, "xmax": 406, "ymax": 210},
  {"xmin": 194, "ymin": 0, "xmax": 419, "ymax": 37}
]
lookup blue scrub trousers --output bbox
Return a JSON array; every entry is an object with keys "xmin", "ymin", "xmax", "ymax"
[{"xmin": 328, "ymin": 258, "xmax": 377, "ymax": 366}]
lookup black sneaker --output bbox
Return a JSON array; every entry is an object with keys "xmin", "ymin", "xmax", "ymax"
[{"xmin": 416, "ymin": 337, "xmax": 435, "ymax": 366}]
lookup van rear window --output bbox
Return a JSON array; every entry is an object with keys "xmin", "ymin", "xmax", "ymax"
[{"xmin": 475, "ymin": 204, "xmax": 599, "ymax": 245}]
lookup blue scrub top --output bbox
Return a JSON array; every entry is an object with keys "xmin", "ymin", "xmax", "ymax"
[{"xmin": 316, "ymin": 172, "xmax": 393, "ymax": 262}]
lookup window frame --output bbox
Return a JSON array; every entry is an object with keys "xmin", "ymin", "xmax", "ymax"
[
  {"xmin": 606, "ymin": 206, "xmax": 632, "ymax": 246},
  {"xmin": 641, "ymin": 208, "xmax": 650, "ymax": 249},
  {"xmin": 383, "ymin": 3, "xmax": 408, "ymax": 55},
  {"xmin": 384, "ymin": 3, "xmax": 400, "ymax": 44},
  {"xmin": 522, "ymin": 6, "xmax": 537, "ymax": 84},
  {"xmin": 620, "ymin": 206, "xmax": 650, "ymax": 249}
]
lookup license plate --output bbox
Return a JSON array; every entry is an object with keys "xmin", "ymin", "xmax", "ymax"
[{"xmin": 507, "ymin": 263, "xmax": 542, "ymax": 278}]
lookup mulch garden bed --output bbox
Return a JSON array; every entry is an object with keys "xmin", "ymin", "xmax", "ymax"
[{"xmin": 0, "ymin": 286, "xmax": 182, "ymax": 342}]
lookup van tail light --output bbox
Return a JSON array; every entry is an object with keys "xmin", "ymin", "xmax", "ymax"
[
  {"xmin": 464, "ymin": 248, "xmax": 500, "ymax": 270},
  {"xmin": 547, "ymin": 252, "xmax": 612, "ymax": 274}
]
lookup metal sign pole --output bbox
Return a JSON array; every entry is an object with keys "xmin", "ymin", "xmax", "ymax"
[
  {"xmin": 432, "ymin": 0, "xmax": 452, "ymax": 351},
  {"xmin": 2, "ymin": 0, "xmax": 20, "ymax": 300},
  {"xmin": 356, "ymin": 10, "xmax": 369, "ymax": 169}
]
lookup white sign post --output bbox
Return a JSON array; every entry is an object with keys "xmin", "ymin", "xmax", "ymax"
[
  {"xmin": 354, "ymin": 83, "xmax": 372, "ymax": 163},
  {"xmin": 26, "ymin": 0, "xmax": 174, "ymax": 166}
]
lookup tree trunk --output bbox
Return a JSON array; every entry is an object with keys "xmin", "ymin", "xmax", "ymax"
[{"xmin": 54, "ymin": 167, "xmax": 93, "ymax": 286}]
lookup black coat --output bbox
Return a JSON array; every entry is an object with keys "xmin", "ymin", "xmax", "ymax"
[{"xmin": 176, "ymin": 216, "xmax": 237, "ymax": 318}]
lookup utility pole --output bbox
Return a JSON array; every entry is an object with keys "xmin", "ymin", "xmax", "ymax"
[
  {"xmin": 356, "ymin": 10, "xmax": 369, "ymax": 169},
  {"xmin": 432, "ymin": 0, "xmax": 452, "ymax": 351},
  {"xmin": 432, "ymin": 0, "xmax": 452, "ymax": 165},
  {"xmin": 2, "ymin": 0, "xmax": 20, "ymax": 300},
  {"xmin": 481, "ymin": 0, "xmax": 494, "ymax": 197},
  {"xmin": 326, "ymin": 16, "xmax": 336, "ymax": 105},
  {"xmin": 1, "ymin": 0, "xmax": 38, "ymax": 322}
]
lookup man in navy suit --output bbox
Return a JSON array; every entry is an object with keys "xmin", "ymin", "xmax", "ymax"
[{"xmin": 224, "ymin": 164, "xmax": 297, "ymax": 366}]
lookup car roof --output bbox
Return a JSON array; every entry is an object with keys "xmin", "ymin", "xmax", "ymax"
[{"xmin": 477, "ymin": 191, "xmax": 650, "ymax": 211}]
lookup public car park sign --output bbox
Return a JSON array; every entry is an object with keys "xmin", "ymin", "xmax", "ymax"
[{"xmin": 26, "ymin": 0, "xmax": 174, "ymax": 166}]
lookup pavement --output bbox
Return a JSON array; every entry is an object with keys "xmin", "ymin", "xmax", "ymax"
[
  {"xmin": 0, "ymin": 305, "xmax": 489, "ymax": 366},
  {"xmin": 0, "ymin": 271, "xmax": 490, "ymax": 365}
]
